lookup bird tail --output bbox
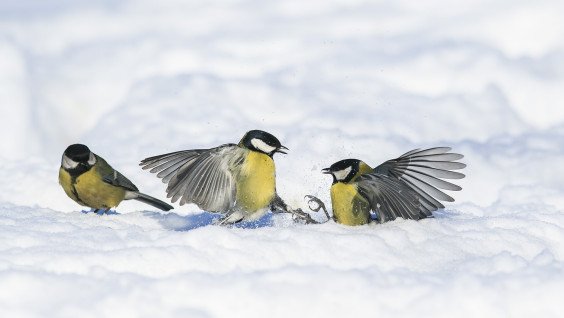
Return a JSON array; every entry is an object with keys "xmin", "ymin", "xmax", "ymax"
[{"xmin": 126, "ymin": 191, "xmax": 174, "ymax": 211}]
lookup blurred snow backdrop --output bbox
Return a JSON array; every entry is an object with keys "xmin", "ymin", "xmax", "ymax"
[{"xmin": 1, "ymin": 0, "xmax": 564, "ymax": 317}]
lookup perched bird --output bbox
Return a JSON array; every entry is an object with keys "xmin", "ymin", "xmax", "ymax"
[
  {"xmin": 318, "ymin": 147, "xmax": 465, "ymax": 226},
  {"xmin": 59, "ymin": 144, "xmax": 173, "ymax": 214},
  {"xmin": 140, "ymin": 130, "xmax": 305, "ymax": 224}
]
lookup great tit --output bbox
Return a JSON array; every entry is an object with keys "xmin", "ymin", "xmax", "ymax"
[
  {"xmin": 317, "ymin": 147, "xmax": 465, "ymax": 226},
  {"xmin": 59, "ymin": 144, "xmax": 173, "ymax": 214},
  {"xmin": 140, "ymin": 130, "xmax": 310, "ymax": 224}
]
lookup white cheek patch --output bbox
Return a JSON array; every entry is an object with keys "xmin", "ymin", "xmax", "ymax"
[
  {"xmin": 333, "ymin": 166, "xmax": 352, "ymax": 181},
  {"xmin": 62, "ymin": 155, "xmax": 79, "ymax": 169},
  {"xmin": 251, "ymin": 138, "xmax": 276, "ymax": 154},
  {"xmin": 88, "ymin": 152, "xmax": 97, "ymax": 165}
]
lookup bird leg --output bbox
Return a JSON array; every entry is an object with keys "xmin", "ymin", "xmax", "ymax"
[
  {"xmin": 290, "ymin": 208, "xmax": 320, "ymax": 224},
  {"xmin": 305, "ymin": 195, "xmax": 331, "ymax": 221},
  {"xmin": 270, "ymin": 195, "xmax": 319, "ymax": 224}
]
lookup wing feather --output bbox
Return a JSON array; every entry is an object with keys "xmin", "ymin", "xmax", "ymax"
[
  {"xmin": 373, "ymin": 147, "xmax": 465, "ymax": 215},
  {"xmin": 356, "ymin": 174, "xmax": 421, "ymax": 223},
  {"xmin": 140, "ymin": 144, "xmax": 246, "ymax": 213},
  {"xmin": 97, "ymin": 156, "xmax": 139, "ymax": 192},
  {"xmin": 394, "ymin": 164, "xmax": 465, "ymax": 179},
  {"xmin": 141, "ymin": 149, "xmax": 209, "ymax": 183}
]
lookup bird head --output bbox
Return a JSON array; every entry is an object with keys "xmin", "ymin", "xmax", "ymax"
[
  {"xmin": 322, "ymin": 159, "xmax": 361, "ymax": 184},
  {"xmin": 61, "ymin": 144, "xmax": 97, "ymax": 172},
  {"xmin": 239, "ymin": 130, "xmax": 288, "ymax": 157}
]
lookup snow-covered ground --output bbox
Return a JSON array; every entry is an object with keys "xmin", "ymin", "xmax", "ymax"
[{"xmin": 1, "ymin": 0, "xmax": 564, "ymax": 317}]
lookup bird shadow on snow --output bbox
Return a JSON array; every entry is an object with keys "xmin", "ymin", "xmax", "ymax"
[
  {"xmin": 82, "ymin": 208, "xmax": 464, "ymax": 231},
  {"xmin": 81, "ymin": 209, "xmax": 119, "ymax": 215},
  {"xmin": 142, "ymin": 210, "xmax": 277, "ymax": 231}
]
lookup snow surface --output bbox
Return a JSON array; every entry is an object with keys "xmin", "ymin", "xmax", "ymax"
[{"xmin": 1, "ymin": 0, "xmax": 564, "ymax": 317}]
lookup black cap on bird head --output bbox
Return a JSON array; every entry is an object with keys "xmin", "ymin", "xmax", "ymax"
[
  {"xmin": 61, "ymin": 144, "xmax": 97, "ymax": 173},
  {"xmin": 239, "ymin": 130, "xmax": 288, "ymax": 157},
  {"xmin": 322, "ymin": 159, "xmax": 361, "ymax": 184},
  {"xmin": 64, "ymin": 144, "xmax": 91, "ymax": 161}
]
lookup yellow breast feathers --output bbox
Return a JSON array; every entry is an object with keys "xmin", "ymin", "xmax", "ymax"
[
  {"xmin": 236, "ymin": 151, "xmax": 276, "ymax": 212},
  {"xmin": 62, "ymin": 167, "xmax": 126, "ymax": 209},
  {"xmin": 330, "ymin": 182, "xmax": 371, "ymax": 225}
]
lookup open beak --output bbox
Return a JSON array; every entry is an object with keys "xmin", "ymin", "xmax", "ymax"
[
  {"xmin": 322, "ymin": 168, "xmax": 331, "ymax": 174},
  {"xmin": 276, "ymin": 145, "xmax": 289, "ymax": 154}
]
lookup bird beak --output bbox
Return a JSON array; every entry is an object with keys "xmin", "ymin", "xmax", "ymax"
[
  {"xmin": 276, "ymin": 145, "xmax": 289, "ymax": 154},
  {"xmin": 322, "ymin": 168, "xmax": 331, "ymax": 174}
]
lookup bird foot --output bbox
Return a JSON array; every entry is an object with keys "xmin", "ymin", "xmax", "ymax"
[
  {"xmin": 305, "ymin": 195, "xmax": 331, "ymax": 221},
  {"xmin": 270, "ymin": 195, "xmax": 322, "ymax": 224},
  {"xmin": 271, "ymin": 205, "xmax": 319, "ymax": 224},
  {"xmin": 288, "ymin": 208, "xmax": 320, "ymax": 224}
]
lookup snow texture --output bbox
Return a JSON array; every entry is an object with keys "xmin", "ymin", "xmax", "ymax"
[{"xmin": 1, "ymin": 0, "xmax": 564, "ymax": 317}]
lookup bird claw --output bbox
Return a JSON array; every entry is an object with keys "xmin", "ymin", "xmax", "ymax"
[
  {"xmin": 270, "ymin": 200, "xmax": 318, "ymax": 224},
  {"xmin": 304, "ymin": 195, "xmax": 331, "ymax": 221},
  {"xmin": 289, "ymin": 208, "xmax": 319, "ymax": 224},
  {"xmin": 270, "ymin": 194, "xmax": 328, "ymax": 224}
]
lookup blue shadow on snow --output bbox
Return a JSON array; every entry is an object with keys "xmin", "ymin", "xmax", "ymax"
[
  {"xmin": 143, "ymin": 210, "xmax": 277, "ymax": 231},
  {"xmin": 81, "ymin": 208, "xmax": 119, "ymax": 215}
]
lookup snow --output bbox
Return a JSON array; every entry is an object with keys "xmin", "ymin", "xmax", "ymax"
[{"xmin": 1, "ymin": 0, "xmax": 564, "ymax": 317}]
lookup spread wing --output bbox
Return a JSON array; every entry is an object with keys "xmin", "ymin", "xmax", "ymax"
[
  {"xmin": 140, "ymin": 148, "xmax": 210, "ymax": 183},
  {"xmin": 97, "ymin": 156, "xmax": 139, "ymax": 192},
  {"xmin": 355, "ymin": 173, "xmax": 421, "ymax": 223},
  {"xmin": 140, "ymin": 144, "xmax": 246, "ymax": 213},
  {"xmin": 373, "ymin": 147, "xmax": 466, "ymax": 216}
]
